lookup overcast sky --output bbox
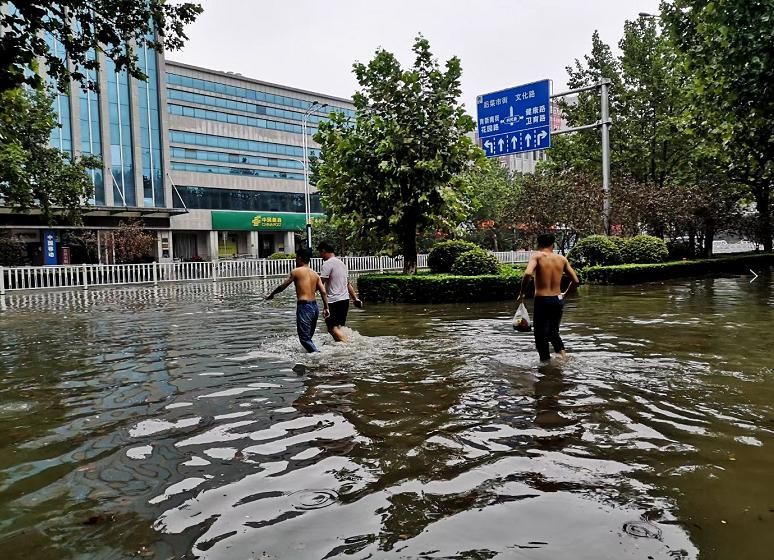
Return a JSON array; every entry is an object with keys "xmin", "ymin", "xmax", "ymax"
[{"xmin": 170, "ymin": 0, "xmax": 661, "ymax": 111}]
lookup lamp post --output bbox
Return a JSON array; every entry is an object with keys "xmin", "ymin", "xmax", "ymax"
[{"xmin": 301, "ymin": 101, "xmax": 327, "ymax": 249}]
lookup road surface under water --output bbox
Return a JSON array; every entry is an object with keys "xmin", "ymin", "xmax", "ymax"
[{"xmin": 0, "ymin": 272, "xmax": 772, "ymax": 559}]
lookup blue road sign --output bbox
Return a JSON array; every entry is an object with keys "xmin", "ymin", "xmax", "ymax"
[{"xmin": 476, "ymin": 79, "xmax": 551, "ymax": 157}]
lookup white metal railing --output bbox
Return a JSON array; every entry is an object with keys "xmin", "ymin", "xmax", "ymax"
[
  {"xmin": 712, "ymin": 240, "xmax": 759, "ymax": 254},
  {"xmin": 0, "ymin": 254, "xmax": 423, "ymax": 294},
  {"xmin": 491, "ymin": 250, "xmax": 533, "ymax": 264}
]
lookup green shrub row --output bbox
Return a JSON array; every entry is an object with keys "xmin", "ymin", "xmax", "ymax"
[
  {"xmin": 451, "ymin": 248, "xmax": 501, "ymax": 276},
  {"xmin": 581, "ymin": 253, "xmax": 773, "ymax": 284},
  {"xmin": 267, "ymin": 252, "xmax": 295, "ymax": 260},
  {"xmin": 568, "ymin": 234, "xmax": 668, "ymax": 267},
  {"xmin": 427, "ymin": 240, "xmax": 479, "ymax": 273},
  {"xmin": 358, "ymin": 267, "xmax": 524, "ymax": 303}
]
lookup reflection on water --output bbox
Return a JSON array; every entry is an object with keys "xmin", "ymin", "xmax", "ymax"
[{"xmin": 1, "ymin": 273, "xmax": 773, "ymax": 559}]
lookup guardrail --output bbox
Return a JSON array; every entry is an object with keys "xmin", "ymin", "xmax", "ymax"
[
  {"xmin": 0, "ymin": 255, "xmax": 414, "ymax": 294},
  {"xmin": 0, "ymin": 251, "xmax": 529, "ymax": 296}
]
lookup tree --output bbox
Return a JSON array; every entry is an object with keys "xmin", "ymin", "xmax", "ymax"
[
  {"xmin": 0, "ymin": 87, "xmax": 99, "ymax": 223},
  {"xmin": 0, "ymin": 0, "xmax": 202, "ymax": 93},
  {"xmin": 312, "ymin": 36, "xmax": 484, "ymax": 273},
  {"xmin": 461, "ymin": 160, "xmax": 521, "ymax": 251},
  {"xmin": 664, "ymin": 0, "xmax": 774, "ymax": 251},
  {"xmin": 105, "ymin": 219, "xmax": 155, "ymax": 263},
  {"xmin": 548, "ymin": 16, "xmax": 744, "ymax": 249},
  {"xmin": 504, "ymin": 171, "xmax": 604, "ymax": 254}
]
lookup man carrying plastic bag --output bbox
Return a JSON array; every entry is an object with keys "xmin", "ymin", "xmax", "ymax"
[{"xmin": 515, "ymin": 233, "xmax": 581, "ymax": 363}]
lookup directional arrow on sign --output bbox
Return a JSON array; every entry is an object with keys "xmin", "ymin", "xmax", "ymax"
[
  {"xmin": 511, "ymin": 136, "xmax": 518, "ymax": 149},
  {"xmin": 525, "ymin": 133, "xmax": 532, "ymax": 148},
  {"xmin": 537, "ymin": 130, "xmax": 548, "ymax": 146},
  {"xmin": 498, "ymin": 138, "xmax": 505, "ymax": 152},
  {"xmin": 484, "ymin": 140, "xmax": 494, "ymax": 154}
]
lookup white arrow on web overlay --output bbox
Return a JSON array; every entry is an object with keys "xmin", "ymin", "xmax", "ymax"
[
  {"xmin": 537, "ymin": 130, "xmax": 548, "ymax": 146},
  {"xmin": 750, "ymin": 269, "xmax": 759, "ymax": 283},
  {"xmin": 525, "ymin": 133, "xmax": 532, "ymax": 148}
]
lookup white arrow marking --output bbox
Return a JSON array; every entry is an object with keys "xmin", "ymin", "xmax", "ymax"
[
  {"xmin": 511, "ymin": 136, "xmax": 518, "ymax": 149},
  {"xmin": 484, "ymin": 140, "xmax": 494, "ymax": 154},
  {"xmin": 525, "ymin": 133, "xmax": 532, "ymax": 148},
  {"xmin": 750, "ymin": 269, "xmax": 759, "ymax": 283},
  {"xmin": 537, "ymin": 130, "xmax": 548, "ymax": 146},
  {"xmin": 497, "ymin": 138, "xmax": 505, "ymax": 152}
]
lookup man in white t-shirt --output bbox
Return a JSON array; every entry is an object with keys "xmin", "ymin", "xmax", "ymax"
[{"xmin": 318, "ymin": 241, "xmax": 363, "ymax": 342}]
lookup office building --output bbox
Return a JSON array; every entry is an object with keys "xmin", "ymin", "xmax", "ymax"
[
  {"xmin": 0, "ymin": 29, "xmax": 183, "ymax": 264},
  {"xmin": 164, "ymin": 61, "xmax": 354, "ymax": 259}
]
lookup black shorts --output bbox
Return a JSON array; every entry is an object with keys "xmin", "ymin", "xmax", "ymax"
[{"xmin": 325, "ymin": 300, "xmax": 349, "ymax": 328}]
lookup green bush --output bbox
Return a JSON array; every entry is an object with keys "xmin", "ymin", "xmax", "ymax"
[
  {"xmin": 581, "ymin": 253, "xmax": 773, "ymax": 284},
  {"xmin": 358, "ymin": 267, "xmax": 523, "ymax": 303},
  {"xmin": 427, "ymin": 240, "xmax": 479, "ymax": 273},
  {"xmin": 610, "ymin": 236, "xmax": 627, "ymax": 252},
  {"xmin": 621, "ymin": 234, "xmax": 668, "ymax": 264},
  {"xmin": 267, "ymin": 252, "xmax": 295, "ymax": 260},
  {"xmin": 0, "ymin": 234, "xmax": 26, "ymax": 266},
  {"xmin": 567, "ymin": 235, "xmax": 622, "ymax": 267},
  {"xmin": 451, "ymin": 248, "xmax": 500, "ymax": 276}
]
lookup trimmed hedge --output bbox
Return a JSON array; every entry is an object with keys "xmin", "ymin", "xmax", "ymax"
[
  {"xmin": 268, "ymin": 252, "xmax": 295, "ymax": 260},
  {"xmin": 358, "ymin": 267, "xmax": 524, "ymax": 303},
  {"xmin": 621, "ymin": 234, "xmax": 669, "ymax": 264},
  {"xmin": 568, "ymin": 235, "xmax": 622, "ymax": 267},
  {"xmin": 581, "ymin": 253, "xmax": 773, "ymax": 284},
  {"xmin": 427, "ymin": 240, "xmax": 479, "ymax": 273},
  {"xmin": 451, "ymin": 248, "xmax": 501, "ymax": 276}
]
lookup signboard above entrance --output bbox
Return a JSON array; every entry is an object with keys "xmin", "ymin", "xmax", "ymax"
[{"xmin": 212, "ymin": 211, "xmax": 326, "ymax": 232}]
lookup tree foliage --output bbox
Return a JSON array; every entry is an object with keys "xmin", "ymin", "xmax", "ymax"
[
  {"xmin": 0, "ymin": 87, "xmax": 99, "ymax": 223},
  {"xmin": 663, "ymin": 0, "xmax": 774, "ymax": 251},
  {"xmin": 540, "ymin": 15, "xmax": 745, "ymax": 254},
  {"xmin": 460, "ymin": 160, "xmax": 521, "ymax": 251},
  {"xmin": 0, "ymin": 0, "xmax": 202, "ymax": 93},
  {"xmin": 312, "ymin": 36, "xmax": 484, "ymax": 273},
  {"xmin": 504, "ymin": 171, "xmax": 604, "ymax": 254},
  {"xmin": 105, "ymin": 219, "xmax": 155, "ymax": 264}
]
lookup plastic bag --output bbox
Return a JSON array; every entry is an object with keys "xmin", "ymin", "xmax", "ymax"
[{"xmin": 513, "ymin": 302, "xmax": 532, "ymax": 332}]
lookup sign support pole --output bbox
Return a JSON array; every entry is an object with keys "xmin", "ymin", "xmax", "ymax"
[
  {"xmin": 600, "ymin": 78, "xmax": 612, "ymax": 234},
  {"xmin": 550, "ymin": 78, "xmax": 613, "ymax": 235}
]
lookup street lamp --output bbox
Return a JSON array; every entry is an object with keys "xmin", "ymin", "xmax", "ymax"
[{"xmin": 301, "ymin": 101, "xmax": 328, "ymax": 249}]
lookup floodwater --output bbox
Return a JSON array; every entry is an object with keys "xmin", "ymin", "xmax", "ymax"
[{"xmin": 0, "ymin": 272, "xmax": 772, "ymax": 560}]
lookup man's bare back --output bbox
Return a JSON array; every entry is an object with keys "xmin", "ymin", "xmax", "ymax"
[
  {"xmin": 291, "ymin": 266, "xmax": 325, "ymax": 301},
  {"xmin": 530, "ymin": 252, "xmax": 578, "ymax": 297}
]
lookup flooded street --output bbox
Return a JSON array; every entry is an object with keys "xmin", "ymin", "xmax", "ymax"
[{"xmin": 1, "ymin": 273, "xmax": 773, "ymax": 559}]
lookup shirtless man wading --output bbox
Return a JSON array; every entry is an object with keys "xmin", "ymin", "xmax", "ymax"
[
  {"xmin": 517, "ymin": 233, "xmax": 581, "ymax": 363},
  {"xmin": 266, "ymin": 249, "xmax": 330, "ymax": 353}
]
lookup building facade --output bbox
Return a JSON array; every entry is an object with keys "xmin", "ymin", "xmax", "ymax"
[
  {"xmin": 164, "ymin": 61, "xmax": 354, "ymax": 260},
  {"xmin": 1, "ymin": 31, "xmax": 355, "ymax": 264}
]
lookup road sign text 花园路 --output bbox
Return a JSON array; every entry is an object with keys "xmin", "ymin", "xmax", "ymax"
[{"xmin": 477, "ymin": 79, "xmax": 551, "ymax": 157}]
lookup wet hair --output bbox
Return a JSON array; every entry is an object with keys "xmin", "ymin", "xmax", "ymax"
[
  {"xmin": 296, "ymin": 248, "xmax": 312, "ymax": 264},
  {"xmin": 317, "ymin": 241, "xmax": 335, "ymax": 254},
  {"xmin": 537, "ymin": 233, "xmax": 555, "ymax": 248}
]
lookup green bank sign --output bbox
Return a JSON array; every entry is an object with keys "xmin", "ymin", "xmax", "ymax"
[{"xmin": 211, "ymin": 211, "xmax": 326, "ymax": 231}]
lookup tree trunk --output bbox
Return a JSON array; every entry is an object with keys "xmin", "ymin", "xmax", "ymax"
[
  {"xmin": 401, "ymin": 218, "xmax": 418, "ymax": 274},
  {"xmin": 492, "ymin": 231, "xmax": 499, "ymax": 252},
  {"xmin": 755, "ymin": 184, "xmax": 772, "ymax": 252},
  {"xmin": 701, "ymin": 219, "xmax": 715, "ymax": 258},
  {"xmin": 688, "ymin": 228, "xmax": 696, "ymax": 257}
]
